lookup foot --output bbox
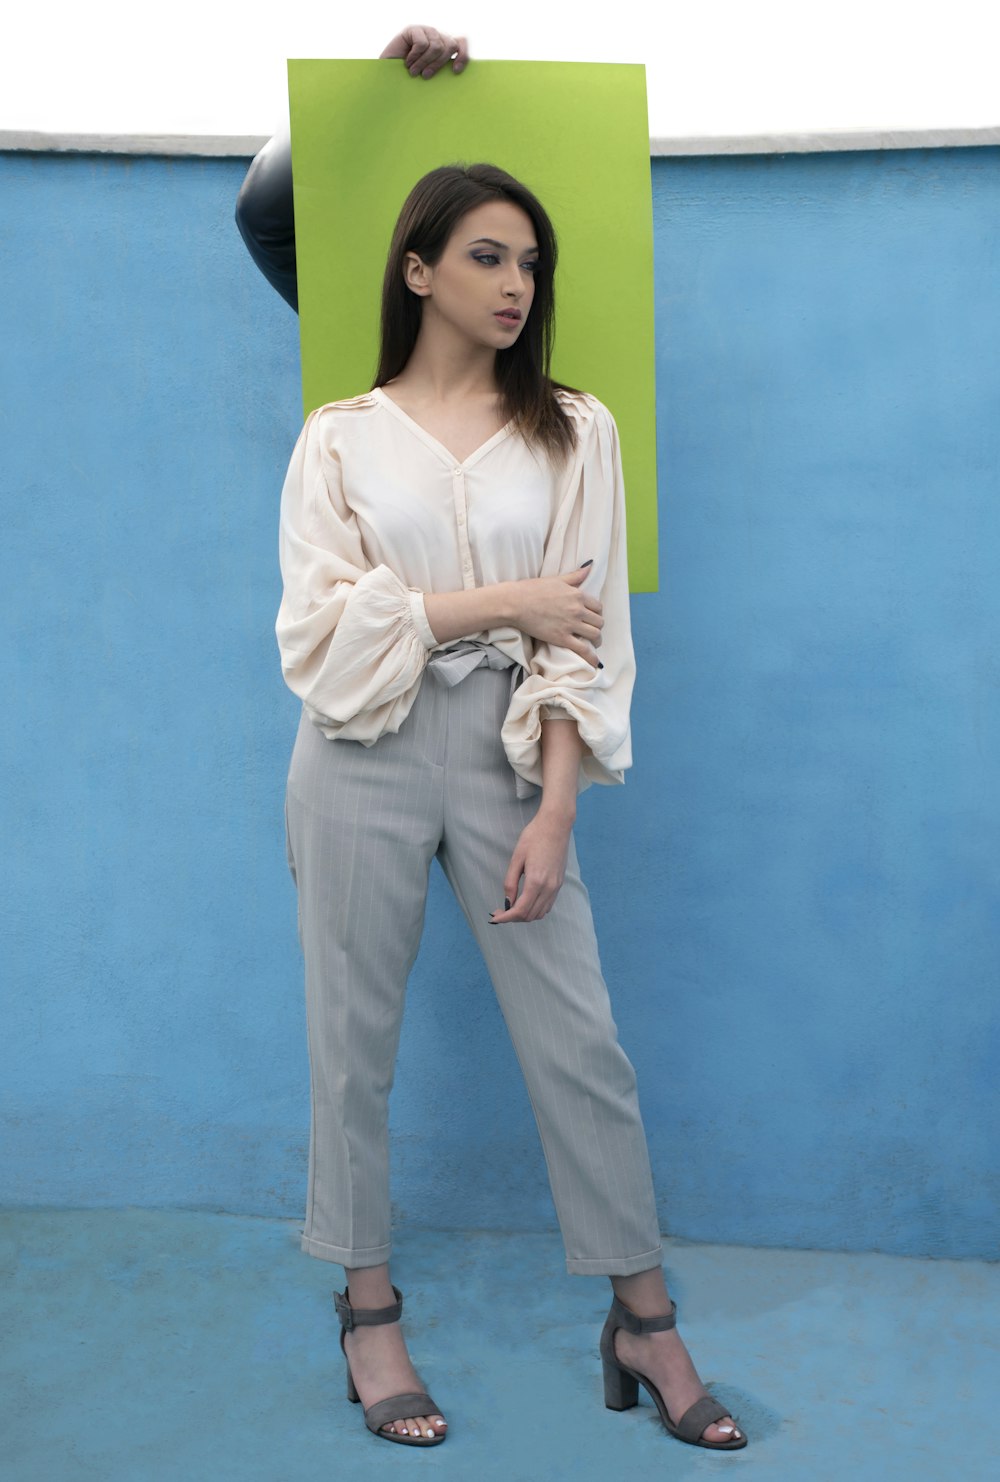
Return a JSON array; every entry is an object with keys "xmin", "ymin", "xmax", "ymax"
[
  {"xmin": 613, "ymin": 1323, "xmax": 741, "ymax": 1445},
  {"xmin": 343, "ymin": 1316, "xmax": 448, "ymax": 1440}
]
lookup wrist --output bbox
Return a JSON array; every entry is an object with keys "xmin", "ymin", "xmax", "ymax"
[
  {"xmin": 537, "ymin": 796, "xmax": 576, "ymax": 827},
  {"xmin": 496, "ymin": 579, "xmax": 522, "ymax": 627}
]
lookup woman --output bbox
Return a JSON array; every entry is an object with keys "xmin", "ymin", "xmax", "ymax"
[{"xmin": 238, "ymin": 22, "xmax": 746, "ymax": 1455}]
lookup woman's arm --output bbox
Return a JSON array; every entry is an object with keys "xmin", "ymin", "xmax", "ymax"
[
  {"xmin": 233, "ymin": 25, "xmax": 469, "ymax": 311},
  {"xmin": 422, "ymin": 584, "xmax": 520, "ymax": 644},
  {"xmin": 500, "ymin": 398, "xmax": 636, "ymax": 797},
  {"xmin": 234, "ymin": 128, "xmax": 298, "ymax": 311},
  {"xmin": 539, "ymin": 717, "xmax": 584, "ymax": 825}
]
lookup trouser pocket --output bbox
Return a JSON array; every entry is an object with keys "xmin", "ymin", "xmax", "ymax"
[{"xmin": 284, "ymin": 794, "xmax": 302, "ymax": 947}]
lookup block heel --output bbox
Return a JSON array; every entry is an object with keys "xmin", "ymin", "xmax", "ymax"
[{"xmin": 602, "ymin": 1350, "xmax": 639, "ymax": 1410}]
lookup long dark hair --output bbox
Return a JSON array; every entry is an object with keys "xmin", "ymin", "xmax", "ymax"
[{"xmin": 370, "ymin": 162, "xmax": 584, "ymax": 467}]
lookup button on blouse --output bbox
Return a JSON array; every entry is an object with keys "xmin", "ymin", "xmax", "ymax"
[{"xmin": 274, "ymin": 385, "xmax": 636, "ymax": 796}]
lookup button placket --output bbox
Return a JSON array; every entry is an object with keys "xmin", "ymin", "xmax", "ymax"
[{"xmin": 452, "ymin": 467, "xmax": 475, "ymax": 589}]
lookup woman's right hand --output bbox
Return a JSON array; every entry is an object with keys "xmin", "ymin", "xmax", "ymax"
[{"xmin": 513, "ymin": 567, "xmax": 604, "ymax": 668}]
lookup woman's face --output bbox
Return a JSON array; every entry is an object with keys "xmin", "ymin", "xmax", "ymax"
[{"xmin": 406, "ymin": 199, "xmax": 539, "ymax": 349}]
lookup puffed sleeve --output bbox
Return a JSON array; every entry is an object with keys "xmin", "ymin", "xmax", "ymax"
[
  {"xmin": 274, "ymin": 405, "xmax": 440, "ymax": 741},
  {"xmin": 500, "ymin": 398, "xmax": 636, "ymax": 794}
]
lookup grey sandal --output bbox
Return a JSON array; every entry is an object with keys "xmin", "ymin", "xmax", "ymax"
[
  {"xmin": 599, "ymin": 1293, "xmax": 747, "ymax": 1450},
  {"xmin": 333, "ymin": 1284, "xmax": 447, "ymax": 1446}
]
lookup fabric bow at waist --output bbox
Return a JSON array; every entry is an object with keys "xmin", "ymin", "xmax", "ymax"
[
  {"xmin": 425, "ymin": 639, "xmax": 519, "ymax": 687},
  {"xmin": 424, "ymin": 640, "xmax": 540, "ymax": 799}
]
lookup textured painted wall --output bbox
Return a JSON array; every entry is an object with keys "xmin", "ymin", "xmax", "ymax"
[{"xmin": 1, "ymin": 145, "xmax": 997, "ymax": 1258}]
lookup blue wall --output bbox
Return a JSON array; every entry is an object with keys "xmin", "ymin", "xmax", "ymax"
[{"xmin": 1, "ymin": 145, "xmax": 997, "ymax": 1258}]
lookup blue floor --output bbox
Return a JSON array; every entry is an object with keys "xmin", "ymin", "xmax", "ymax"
[{"xmin": 3, "ymin": 1209, "xmax": 997, "ymax": 1481}]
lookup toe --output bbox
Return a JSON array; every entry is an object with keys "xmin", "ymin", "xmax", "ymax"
[{"xmin": 704, "ymin": 1415, "xmax": 741, "ymax": 1443}]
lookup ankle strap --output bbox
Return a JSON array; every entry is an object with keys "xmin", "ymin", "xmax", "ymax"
[
  {"xmin": 333, "ymin": 1283, "xmax": 403, "ymax": 1332},
  {"xmin": 611, "ymin": 1293, "xmax": 677, "ymax": 1335}
]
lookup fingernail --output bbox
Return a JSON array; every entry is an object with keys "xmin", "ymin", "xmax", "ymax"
[
  {"xmin": 581, "ymin": 559, "xmax": 593, "ymax": 567},
  {"xmin": 504, "ymin": 898, "xmax": 511, "ymax": 910},
  {"xmin": 597, "ymin": 661, "xmax": 604, "ymax": 668}
]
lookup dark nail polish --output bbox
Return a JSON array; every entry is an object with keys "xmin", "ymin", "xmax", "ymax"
[
  {"xmin": 581, "ymin": 559, "xmax": 593, "ymax": 568},
  {"xmin": 504, "ymin": 898, "xmax": 511, "ymax": 910},
  {"xmin": 598, "ymin": 661, "xmax": 604, "ymax": 669}
]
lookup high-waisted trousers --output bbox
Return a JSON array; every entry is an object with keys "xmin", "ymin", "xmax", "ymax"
[{"xmin": 282, "ymin": 641, "xmax": 664, "ymax": 1277}]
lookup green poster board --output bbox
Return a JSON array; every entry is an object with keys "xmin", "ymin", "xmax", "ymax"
[{"xmin": 287, "ymin": 58, "xmax": 658, "ymax": 592}]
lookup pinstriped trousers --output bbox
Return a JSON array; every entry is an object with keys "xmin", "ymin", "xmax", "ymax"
[{"xmin": 282, "ymin": 644, "xmax": 664, "ymax": 1277}]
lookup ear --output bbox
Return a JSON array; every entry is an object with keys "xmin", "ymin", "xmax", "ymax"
[{"xmin": 402, "ymin": 251, "xmax": 431, "ymax": 297}]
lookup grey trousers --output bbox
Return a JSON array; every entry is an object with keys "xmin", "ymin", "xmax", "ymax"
[{"xmin": 283, "ymin": 645, "xmax": 664, "ymax": 1277}]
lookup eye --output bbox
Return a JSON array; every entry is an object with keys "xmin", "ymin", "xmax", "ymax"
[{"xmin": 472, "ymin": 254, "xmax": 540, "ymax": 272}]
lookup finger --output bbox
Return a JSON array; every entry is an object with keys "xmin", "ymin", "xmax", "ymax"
[
  {"xmin": 525, "ymin": 895, "xmax": 552, "ymax": 923},
  {"xmin": 418, "ymin": 31, "xmax": 463, "ymax": 75},
  {"xmin": 452, "ymin": 36, "xmax": 470, "ymax": 72},
  {"xmin": 495, "ymin": 901, "xmax": 530, "ymax": 923},
  {"xmin": 571, "ymin": 646, "xmax": 601, "ymax": 675},
  {"xmin": 489, "ymin": 862, "xmax": 524, "ymax": 922},
  {"xmin": 410, "ymin": 46, "xmax": 446, "ymax": 77},
  {"xmin": 405, "ymin": 28, "xmax": 445, "ymax": 75},
  {"xmin": 402, "ymin": 26, "xmax": 432, "ymax": 70},
  {"xmin": 569, "ymin": 638, "xmax": 601, "ymax": 668},
  {"xmin": 505, "ymin": 882, "xmax": 544, "ymax": 922},
  {"xmin": 506, "ymin": 854, "xmax": 526, "ymax": 901}
]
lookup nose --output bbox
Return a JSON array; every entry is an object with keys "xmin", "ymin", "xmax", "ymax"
[{"xmin": 502, "ymin": 266, "xmax": 531, "ymax": 299}]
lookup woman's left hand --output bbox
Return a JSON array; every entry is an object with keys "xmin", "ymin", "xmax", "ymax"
[
  {"xmin": 379, "ymin": 25, "xmax": 469, "ymax": 77},
  {"xmin": 489, "ymin": 811, "xmax": 573, "ymax": 924}
]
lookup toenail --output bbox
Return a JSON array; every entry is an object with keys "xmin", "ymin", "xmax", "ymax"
[{"xmin": 425, "ymin": 1429, "xmax": 434, "ymax": 1437}]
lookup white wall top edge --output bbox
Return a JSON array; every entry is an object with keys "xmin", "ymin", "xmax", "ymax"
[{"xmin": 1, "ymin": 124, "xmax": 998, "ymax": 159}]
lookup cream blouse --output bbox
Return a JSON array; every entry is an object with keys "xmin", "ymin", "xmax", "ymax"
[{"xmin": 274, "ymin": 384, "xmax": 636, "ymax": 797}]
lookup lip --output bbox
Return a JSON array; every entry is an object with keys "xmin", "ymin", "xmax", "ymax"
[{"xmin": 494, "ymin": 310, "xmax": 522, "ymax": 322}]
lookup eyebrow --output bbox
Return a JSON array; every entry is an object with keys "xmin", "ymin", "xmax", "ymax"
[{"xmin": 467, "ymin": 237, "xmax": 540, "ymax": 254}]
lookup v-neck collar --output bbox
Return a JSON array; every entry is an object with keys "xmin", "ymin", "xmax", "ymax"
[{"xmin": 372, "ymin": 386, "xmax": 515, "ymax": 471}]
